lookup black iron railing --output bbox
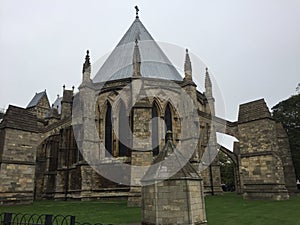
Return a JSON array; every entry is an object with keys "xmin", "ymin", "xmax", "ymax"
[{"xmin": 0, "ymin": 213, "xmax": 109, "ymax": 225}]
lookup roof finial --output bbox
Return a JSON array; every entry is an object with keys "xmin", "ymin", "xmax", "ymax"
[
  {"xmin": 205, "ymin": 67, "xmax": 212, "ymax": 89},
  {"xmin": 82, "ymin": 50, "xmax": 91, "ymax": 73},
  {"xmin": 204, "ymin": 67, "xmax": 215, "ymax": 114},
  {"xmin": 135, "ymin": 5, "xmax": 139, "ymax": 18},
  {"xmin": 184, "ymin": 48, "xmax": 192, "ymax": 80},
  {"xmin": 133, "ymin": 39, "xmax": 141, "ymax": 77}
]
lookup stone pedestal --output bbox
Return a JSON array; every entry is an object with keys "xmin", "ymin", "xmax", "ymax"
[{"xmin": 141, "ymin": 131, "xmax": 207, "ymax": 225}]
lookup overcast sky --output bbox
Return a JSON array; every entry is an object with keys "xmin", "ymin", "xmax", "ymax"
[{"xmin": 1, "ymin": 0, "xmax": 299, "ymax": 123}]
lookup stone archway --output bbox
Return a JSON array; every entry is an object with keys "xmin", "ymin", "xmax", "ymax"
[{"xmin": 218, "ymin": 144, "xmax": 242, "ymax": 194}]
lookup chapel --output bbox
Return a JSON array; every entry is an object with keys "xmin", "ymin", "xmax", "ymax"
[{"xmin": 0, "ymin": 7, "xmax": 296, "ymax": 205}]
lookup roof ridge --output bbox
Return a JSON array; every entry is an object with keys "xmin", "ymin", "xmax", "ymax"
[{"xmin": 116, "ymin": 18, "xmax": 154, "ymax": 47}]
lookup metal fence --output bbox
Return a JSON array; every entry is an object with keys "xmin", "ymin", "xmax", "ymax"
[{"xmin": 0, "ymin": 213, "xmax": 110, "ymax": 225}]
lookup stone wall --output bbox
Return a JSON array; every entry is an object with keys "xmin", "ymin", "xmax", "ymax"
[
  {"xmin": 36, "ymin": 95, "xmax": 51, "ymax": 119},
  {"xmin": 0, "ymin": 129, "xmax": 5, "ymax": 162},
  {"xmin": 0, "ymin": 75, "xmax": 223, "ymax": 204},
  {"xmin": 61, "ymin": 89, "xmax": 73, "ymax": 119},
  {"xmin": 26, "ymin": 95, "xmax": 50, "ymax": 120},
  {"xmin": 238, "ymin": 99, "xmax": 289, "ymax": 200},
  {"xmin": 0, "ymin": 128, "xmax": 40, "ymax": 205}
]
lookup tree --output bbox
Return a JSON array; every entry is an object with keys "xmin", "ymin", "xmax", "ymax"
[
  {"xmin": 272, "ymin": 93, "xmax": 300, "ymax": 180},
  {"xmin": 218, "ymin": 151, "xmax": 235, "ymax": 191}
]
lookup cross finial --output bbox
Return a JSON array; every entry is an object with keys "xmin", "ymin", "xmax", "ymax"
[{"xmin": 135, "ymin": 5, "xmax": 139, "ymax": 18}]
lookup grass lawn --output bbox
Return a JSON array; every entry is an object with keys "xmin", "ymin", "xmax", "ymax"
[
  {"xmin": 0, "ymin": 193, "xmax": 299, "ymax": 225},
  {"xmin": 205, "ymin": 193, "xmax": 300, "ymax": 225}
]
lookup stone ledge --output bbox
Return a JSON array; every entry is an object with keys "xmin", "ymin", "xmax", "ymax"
[{"xmin": 0, "ymin": 160, "xmax": 35, "ymax": 165}]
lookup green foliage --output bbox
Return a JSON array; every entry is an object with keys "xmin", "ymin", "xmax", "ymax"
[
  {"xmin": 219, "ymin": 151, "xmax": 235, "ymax": 189},
  {"xmin": 272, "ymin": 94, "xmax": 300, "ymax": 179}
]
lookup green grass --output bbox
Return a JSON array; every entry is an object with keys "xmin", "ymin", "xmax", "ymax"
[
  {"xmin": 0, "ymin": 200, "xmax": 140, "ymax": 225},
  {"xmin": 205, "ymin": 193, "xmax": 300, "ymax": 225},
  {"xmin": 0, "ymin": 194, "xmax": 300, "ymax": 225}
]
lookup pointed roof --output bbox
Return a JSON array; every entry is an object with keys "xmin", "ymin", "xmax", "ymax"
[
  {"xmin": 26, "ymin": 90, "xmax": 48, "ymax": 108},
  {"xmin": 142, "ymin": 131, "xmax": 201, "ymax": 182},
  {"xmin": 116, "ymin": 17, "xmax": 154, "ymax": 47},
  {"xmin": 93, "ymin": 16, "xmax": 182, "ymax": 83},
  {"xmin": 52, "ymin": 95, "xmax": 62, "ymax": 114}
]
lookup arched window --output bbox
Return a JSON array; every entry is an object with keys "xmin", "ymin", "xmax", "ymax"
[
  {"xmin": 152, "ymin": 102, "xmax": 159, "ymax": 156},
  {"xmin": 105, "ymin": 102, "xmax": 112, "ymax": 157},
  {"xmin": 119, "ymin": 101, "xmax": 130, "ymax": 157},
  {"xmin": 165, "ymin": 103, "xmax": 173, "ymax": 134}
]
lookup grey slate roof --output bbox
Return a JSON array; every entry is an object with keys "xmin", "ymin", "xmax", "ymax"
[
  {"xmin": 27, "ymin": 90, "xmax": 47, "ymax": 108},
  {"xmin": 116, "ymin": 17, "xmax": 154, "ymax": 47},
  {"xmin": 93, "ymin": 18, "xmax": 183, "ymax": 83},
  {"xmin": 52, "ymin": 96, "xmax": 62, "ymax": 114},
  {"xmin": 0, "ymin": 105, "xmax": 38, "ymax": 132}
]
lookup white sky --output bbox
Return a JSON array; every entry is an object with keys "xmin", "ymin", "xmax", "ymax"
[{"xmin": 1, "ymin": 0, "xmax": 299, "ymax": 124}]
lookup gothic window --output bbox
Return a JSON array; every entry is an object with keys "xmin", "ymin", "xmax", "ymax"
[
  {"xmin": 49, "ymin": 135, "xmax": 59, "ymax": 171},
  {"xmin": 165, "ymin": 103, "xmax": 173, "ymax": 134},
  {"xmin": 58, "ymin": 129, "xmax": 65, "ymax": 167},
  {"xmin": 118, "ymin": 101, "xmax": 130, "ymax": 157},
  {"xmin": 60, "ymin": 127, "xmax": 78, "ymax": 166},
  {"xmin": 71, "ymin": 130, "xmax": 78, "ymax": 164},
  {"xmin": 72, "ymin": 124, "xmax": 83, "ymax": 162},
  {"xmin": 152, "ymin": 102, "xmax": 159, "ymax": 156},
  {"xmin": 105, "ymin": 102, "xmax": 113, "ymax": 157}
]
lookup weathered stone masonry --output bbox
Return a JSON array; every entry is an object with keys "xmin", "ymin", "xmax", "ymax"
[{"xmin": 0, "ymin": 11, "xmax": 297, "ymax": 205}]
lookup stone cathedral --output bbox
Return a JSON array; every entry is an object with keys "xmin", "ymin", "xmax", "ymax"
[{"xmin": 0, "ymin": 9, "xmax": 297, "ymax": 205}]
